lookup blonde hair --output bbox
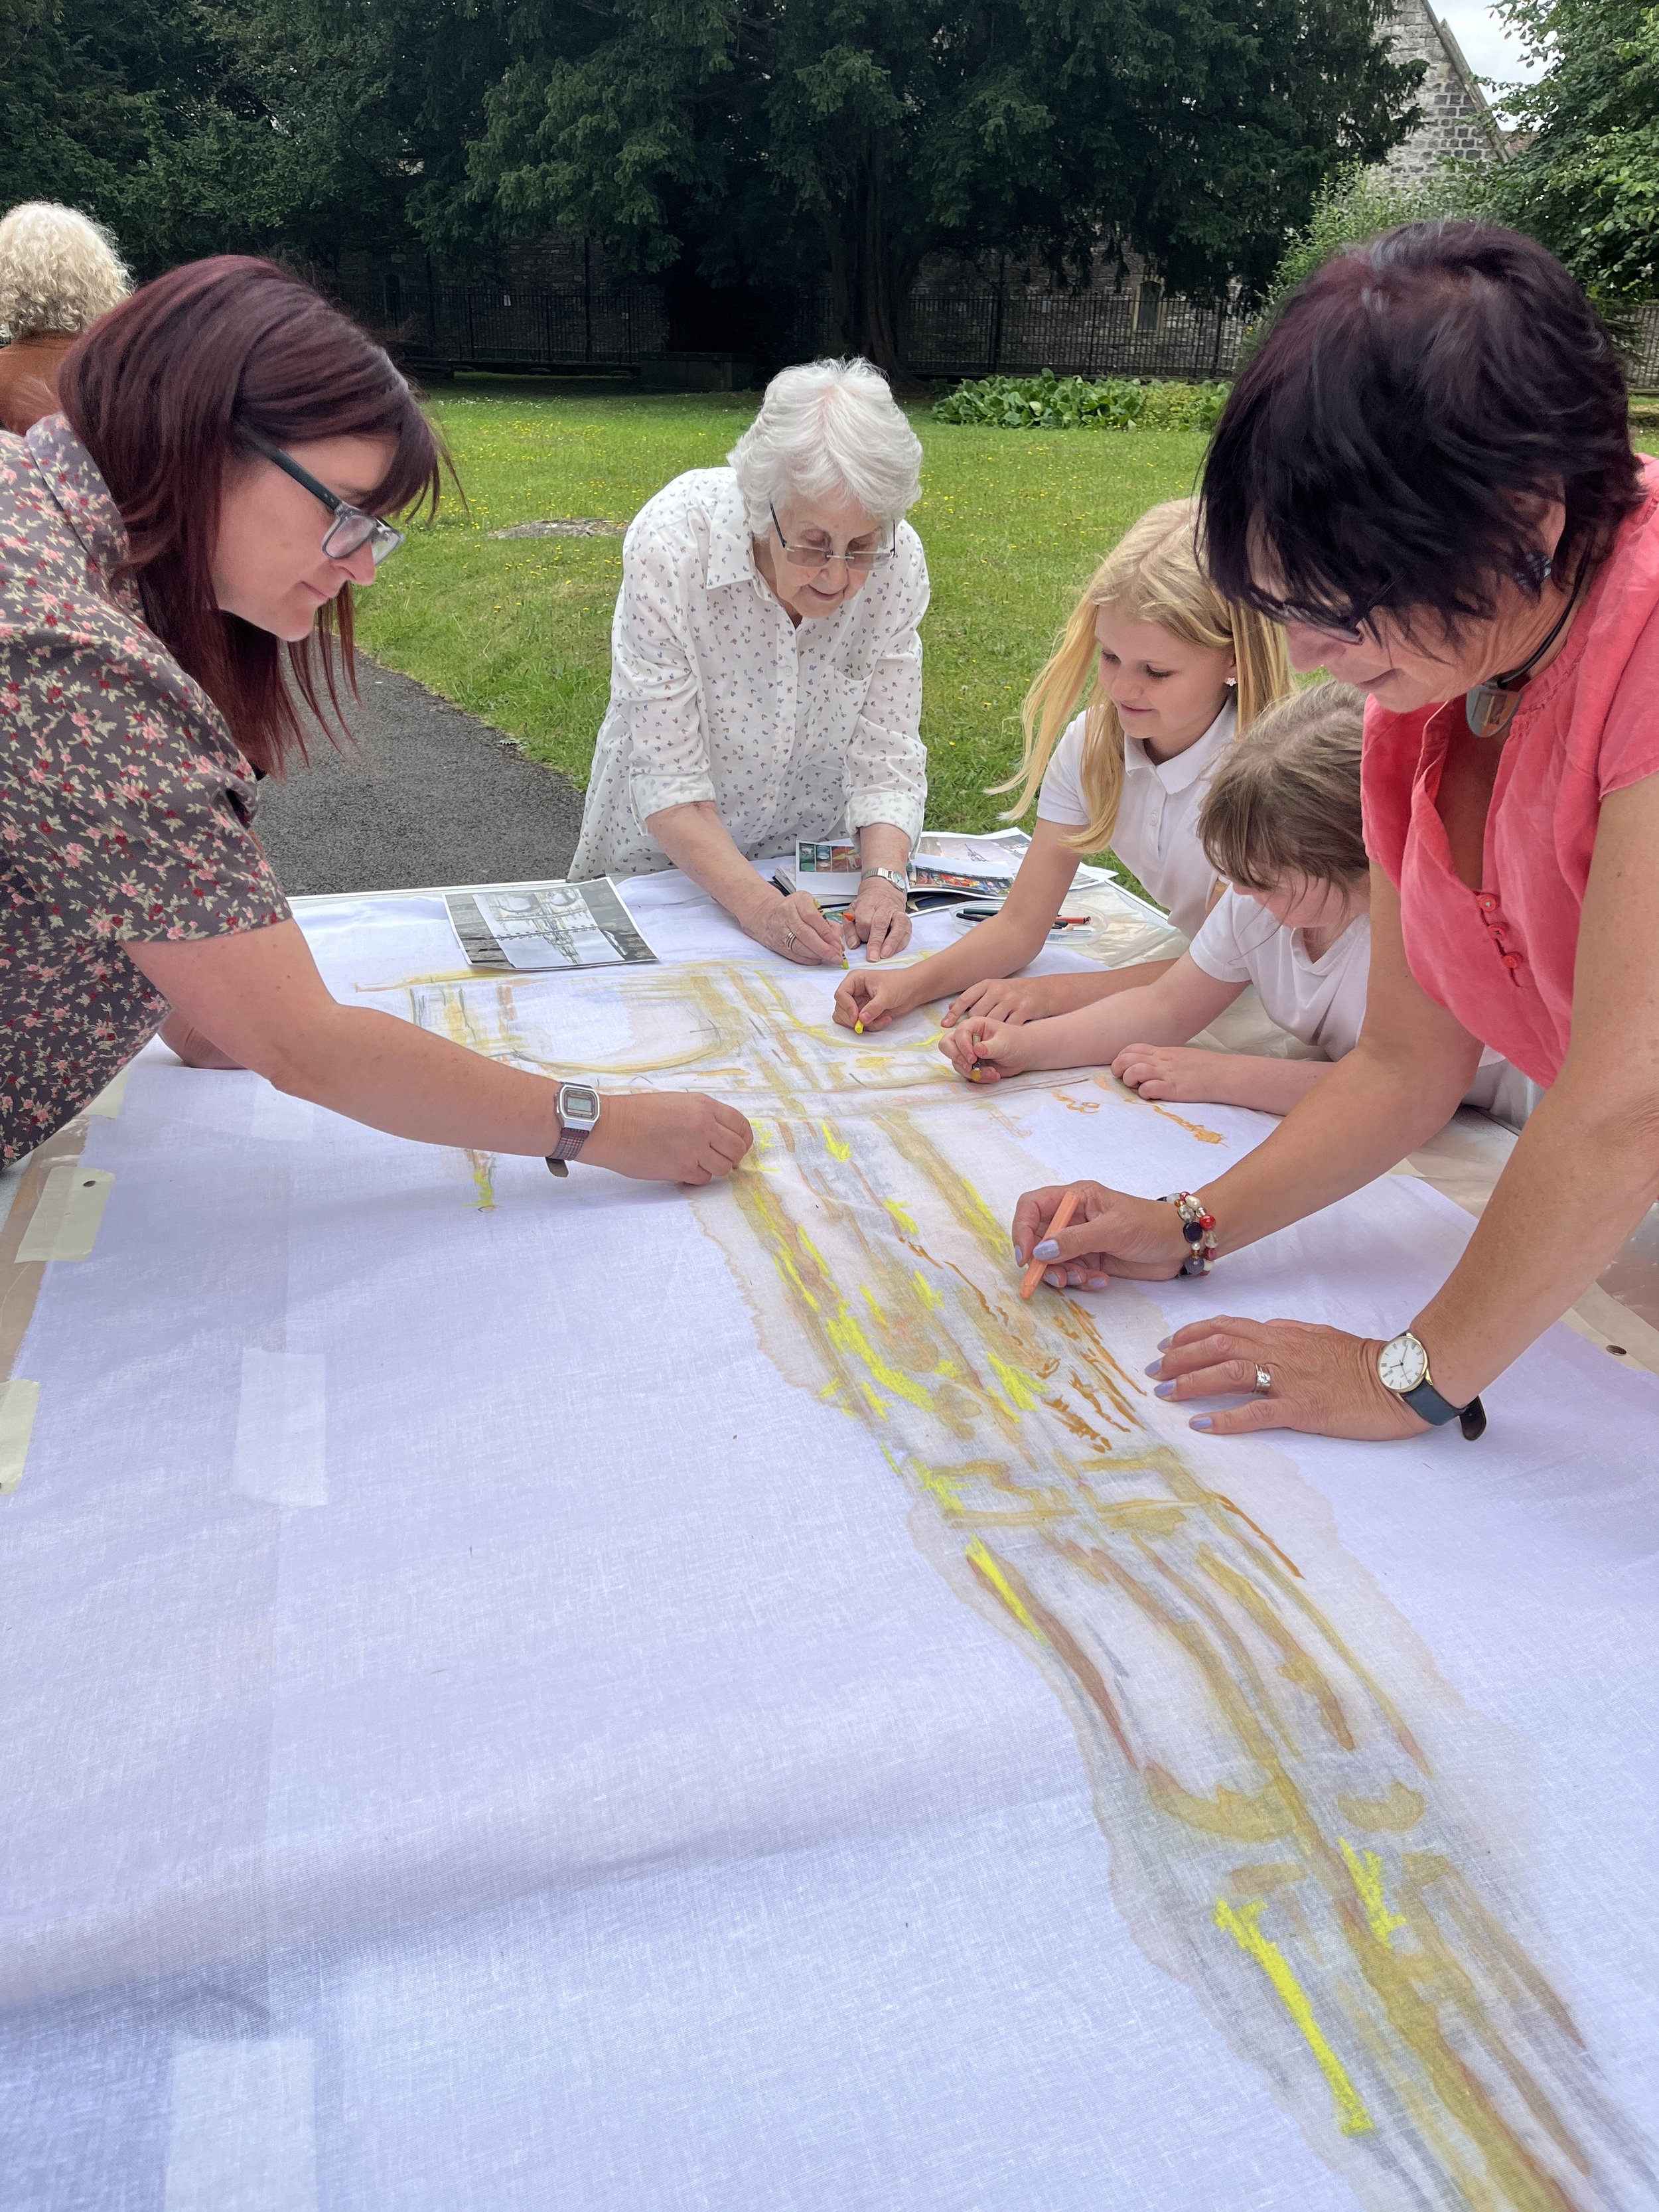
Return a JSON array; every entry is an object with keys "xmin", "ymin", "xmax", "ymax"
[
  {"xmin": 0, "ymin": 202, "xmax": 131, "ymax": 342},
  {"xmin": 997, "ymin": 497, "xmax": 1291, "ymax": 851},
  {"xmin": 1198, "ymin": 682, "xmax": 1369, "ymax": 892}
]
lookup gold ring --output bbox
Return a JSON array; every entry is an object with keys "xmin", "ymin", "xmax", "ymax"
[{"xmin": 1253, "ymin": 1366, "xmax": 1273, "ymax": 1396}]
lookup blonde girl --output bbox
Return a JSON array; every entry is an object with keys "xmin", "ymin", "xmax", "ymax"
[
  {"xmin": 834, "ymin": 497, "xmax": 1291, "ymax": 1035},
  {"xmin": 940, "ymin": 684, "xmax": 1535, "ymax": 1128}
]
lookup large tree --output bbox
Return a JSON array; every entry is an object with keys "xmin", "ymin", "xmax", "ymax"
[
  {"xmin": 459, "ymin": 0, "xmax": 1423, "ymax": 371},
  {"xmin": 1487, "ymin": 0, "xmax": 1659, "ymax": 299}
]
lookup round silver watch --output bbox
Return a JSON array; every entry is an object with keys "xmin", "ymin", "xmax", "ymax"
[
  {"xmin": 860, "ymin": 866, "xmax": 909, "ymax": 895},
  {"xmin": 546, "ymin": 1082, "xmax": 601, "ymax": 1177}
]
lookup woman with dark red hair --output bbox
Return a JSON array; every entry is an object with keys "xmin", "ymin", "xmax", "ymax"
[
  {"xmin": 0, "ymin": 258, "xmax": 750, "ymax": 1185},
  {"xmin": 1011, "ymin": 222, "xmax": 1659, "ymax": 1443}
]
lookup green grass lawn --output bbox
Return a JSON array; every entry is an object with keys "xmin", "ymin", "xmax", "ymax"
[{"xmin": 354, "ymin": 378, "xmax": 1212, "ymax": 833}]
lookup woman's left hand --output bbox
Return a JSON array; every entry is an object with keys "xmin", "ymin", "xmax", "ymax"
[
  {"xmin": 843, "ymin": 875, "xmax": 911, "ymax": 962},
  {"xmin": 1149, "ymin": 1315, "xmax": 1430, "ymax": 1441}
]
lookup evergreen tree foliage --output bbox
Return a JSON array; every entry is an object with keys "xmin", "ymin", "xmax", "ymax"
[{"xmin": 461, "ymin": 0, "xmax": 1423, "ymax": 370}]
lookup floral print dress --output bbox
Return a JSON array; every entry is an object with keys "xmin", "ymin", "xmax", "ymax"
[{"xmin": 0, "ymin": 416, "xmax": 290, "ymax": 1165}]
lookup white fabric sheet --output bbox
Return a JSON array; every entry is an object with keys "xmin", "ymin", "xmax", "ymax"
[{"xmin": 1, "ymin": 871, "xmax": 1654, "ymax": 2211}]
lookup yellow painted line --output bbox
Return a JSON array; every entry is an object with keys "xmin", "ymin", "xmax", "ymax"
[
  {"xmin": 965, "ymin": 1536, "xmax": 1045, "ymax": 1641},
  {"xmin": 1340, "ymin": 1838, "xmax": 1407, "ymax": 1947},
  {"xmin": 986, "ymin": 1352, "xmax": 1042, "ymax": 1413},
  {"xmin": 1214, "ymin": 1898, "xmax": 1373, "ymax": 2136}
]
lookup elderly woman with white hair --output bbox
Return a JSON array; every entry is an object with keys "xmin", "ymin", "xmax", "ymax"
[
  {"xmin": 569, "ymin": 357, "xmax": 929, "ymax": 964},
  {"xmin": 0, "ymin": 202, "xmax": 130, "ymax": 435}
]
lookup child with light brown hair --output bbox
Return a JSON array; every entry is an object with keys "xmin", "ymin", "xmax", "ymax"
[
  {"xmin": 833, "ymin": 495, "xmax": 1292, "ymax": 1034},
  {"xmin": 940, "ymin": 683, "xmax": 1534, "ymax": 1125}
]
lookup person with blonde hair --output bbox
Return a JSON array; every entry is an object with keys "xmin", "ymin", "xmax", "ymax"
[
  {"xmin": 835, "ymin": 496, "xmax": 1290, "ymax": 1034},
  {"xmin": 942, "ymin": 683, "xmax": 1533, "ymax": 1125},
  {"xmin": 570, "ymin": 356, "xmax": 928, "ymax": 965},
  {"xmin": 0, "ymin": 202, "xmax": 131, "ymax": 435}
]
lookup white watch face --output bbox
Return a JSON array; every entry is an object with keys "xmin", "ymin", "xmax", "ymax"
[{"xmin": 1378, "ymin": 1332, "xmax": 1429, "ymax": 1395}]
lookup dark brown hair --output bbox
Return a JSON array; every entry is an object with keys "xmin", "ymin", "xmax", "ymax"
[
  {"xmin": 1200, "ymin": 682, "xmax": 1370, "ymax": 892},
  {"xmin": 58, "ymin": 256, "xmax": 443, "ymax": 774},
  {"xmin": 1201, "ymin": 223, "xmax": 1644, "ymax": 639}
]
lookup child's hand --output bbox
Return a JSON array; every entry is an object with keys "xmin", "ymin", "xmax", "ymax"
[
  {"xmin": 834, "ymin": 966, "xmax": 915, "ymax": 1032},
  {"xmin": 944, "ymin": 974, "xmax": 1071, "ymax": 1027},
  {"xmin": 1111, "ymin": 1043, "xmax": 1218, "ymax": 1102},
  {"xmin": 940, "ymin": 1014, "xmax": 1025, "ymax": 1082}
]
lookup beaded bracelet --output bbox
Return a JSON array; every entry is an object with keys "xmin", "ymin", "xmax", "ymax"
[{"xmin": 1161, "ymin": 1191, "xmax": 1217, "ymax": 1276}]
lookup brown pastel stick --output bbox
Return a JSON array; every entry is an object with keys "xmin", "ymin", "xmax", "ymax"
[{"xmin": 1020, "ymin": 1187, "xmax": 1081, "ymax": 1299}]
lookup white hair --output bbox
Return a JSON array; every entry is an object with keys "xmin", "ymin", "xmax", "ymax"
[
  {"xmin": 0, "ymin": 202, "xmax": 131, "ymax": 342},
  {"xmin": 727, "ymin": 357, "xmax": 922, "ymax": 536}
]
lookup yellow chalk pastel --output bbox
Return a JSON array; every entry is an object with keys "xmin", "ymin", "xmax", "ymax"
[{"xmin": 854, "ymin": 1019, "xmax": 863, "ymax": 1034}]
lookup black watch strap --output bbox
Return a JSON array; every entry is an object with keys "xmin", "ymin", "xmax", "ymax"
[{"xmin": 1402, "ymin": 1378, "xmax": 1487, "ymax": 1441}]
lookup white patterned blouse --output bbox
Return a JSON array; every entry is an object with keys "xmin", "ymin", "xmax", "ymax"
[{"xmin": 569, "ymin": 468, "xmax": 929, "ymax": 882}]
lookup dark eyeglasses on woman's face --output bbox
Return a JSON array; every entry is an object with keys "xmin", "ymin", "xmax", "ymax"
[{"xmin": 246, "ymin": 435, "xmax": 405, "ymax": 567}]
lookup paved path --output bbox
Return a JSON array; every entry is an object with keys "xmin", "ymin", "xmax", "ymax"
[{"xmin": 255, "ymin": 658, "xmax": 585, "ymax": 896}]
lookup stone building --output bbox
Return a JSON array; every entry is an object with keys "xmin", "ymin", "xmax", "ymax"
[{"xmin": 1382, "ymin": 0, "xmax": 1509, "ymax": 178}]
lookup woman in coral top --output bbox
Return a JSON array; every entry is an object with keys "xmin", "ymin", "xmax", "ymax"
[{"xmin": 1011, "ymin": 222, "xmax": 1659, "ymax": 1443}]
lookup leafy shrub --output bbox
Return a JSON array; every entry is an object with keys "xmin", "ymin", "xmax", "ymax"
[
  {"xmin": 932, "ymin": 369, "xmax": 1230, "ymax": 432},
  {"xmin": 1254, "ymin": 161, "xmax": 1496, "ymax": 334}
]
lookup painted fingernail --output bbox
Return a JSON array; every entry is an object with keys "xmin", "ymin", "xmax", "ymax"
[
  {"xmin": 1034, "ymin": 1239, "xmax": 1060, "ymax": 1260},
  {"xmin": 1189, "ymin": 1415, "xmax": 1214, "ymax": 1431},
  {"xmin": 1157, "ymin": 1336, "xmax": 1171, "ymax": 1351},
  {"xmin": 1087, "ymin": 1275, "xmax": 1109, "ymax": 1290},
  {"xmin": 1144, "ymin": 1359, "xmax": 1163, "ymax": 1377},
  {"xmin": 1045, "ymin": 1268, "xmax": 1064, "ymax": 1287},
  {"xmin": 1011, "ymin": 1243, "xmax": 1025, "ymax": 1264},
  {"xmin": 1154, "ymin": 1382, "xmax": 1176, "ymax": 1399}
]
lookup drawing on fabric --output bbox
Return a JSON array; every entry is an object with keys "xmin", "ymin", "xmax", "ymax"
[{"xmin": 364, "ymin": 952, "xmax": 1656, "ymax": 2212}]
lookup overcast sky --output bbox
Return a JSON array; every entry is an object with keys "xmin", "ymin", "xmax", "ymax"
[{"xmin": 1435, "ymin": 0, "xmax": 1547, "ymax": 87}]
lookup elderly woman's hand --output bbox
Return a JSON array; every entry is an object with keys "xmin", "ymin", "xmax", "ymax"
[
  {"xmin": 744, "ymin": 889, "xmax": 849, "ymax": 966},
  {"xmin": 843, "ymin": 875, "xmax": 911, "ymax": 962},
  {"xmin": 1148, "ymin": 1317, "xmax": 1427, "ymax": 1441}
]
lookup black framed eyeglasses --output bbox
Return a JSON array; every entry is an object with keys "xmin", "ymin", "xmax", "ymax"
[
  {"xmin": 1253, "ymin": 593, "xmax": 1379, "ymax": 646},
  {"xmin": 246, "ymin": 435, "xmax": 405, "ymax": 567},
  {"xmin": 770, "ymin": 502, "xmax": 895, "ymax": 573}
]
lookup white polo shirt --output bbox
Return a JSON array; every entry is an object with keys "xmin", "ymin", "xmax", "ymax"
[
  {"xmin": 1191, "ymin": 891, "xmax": 1540, "ymax": 1126},
  {"xmin": 1035, "ymin": 700, "xmax": 1236, "ymax": 938}
]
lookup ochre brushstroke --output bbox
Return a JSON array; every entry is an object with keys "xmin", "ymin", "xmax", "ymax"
[{"xmin": 380, "ymin": 950, "xmax": 1652, "ymax": 2212}]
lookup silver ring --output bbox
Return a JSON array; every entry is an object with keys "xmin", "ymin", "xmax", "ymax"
[{"xmin": 1253, "ymin": 1366, "xmax": 1273, "ymax": 1396}]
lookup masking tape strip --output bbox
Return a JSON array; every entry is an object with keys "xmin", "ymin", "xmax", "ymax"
[
  {"xmin": 165, "ymin": 2037, "xmax": 317, "ymax": 2212},
  {"xmin": 232, "ymin": 1350, "xmax": 327, "ymax": 1509},
  {"xmin": 15, "ymin": 1166, "xmax": 114, "ymax": 1263},
  {"xmin": 86, "ymin": 1066, "xmax": 131, "ymax": 1118},
  {"xmin": 0, "ymin": 1380, "xmax": 41, "ymax": 1496}
]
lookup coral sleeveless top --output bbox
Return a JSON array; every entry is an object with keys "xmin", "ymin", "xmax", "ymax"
[{"xmin": 1361, "ymin": 458, "xmax": 1659, "ymax": 1087}]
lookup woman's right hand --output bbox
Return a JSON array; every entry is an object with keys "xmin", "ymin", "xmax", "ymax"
[
  {"xmin": 745, "ymin": 890, "xmax": 849, "ymax": 966},
  {"xmin": 581, "ymin": 1092, "xmax": 754, "ymax": 1185},
  {"xmin": 1011, "ymin": 1181, "xmax": 1189, "ymax": 1288},
  {"xmin": 938, "ymin": 1014, "xmax": 1031, "ymax": 1083}
]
